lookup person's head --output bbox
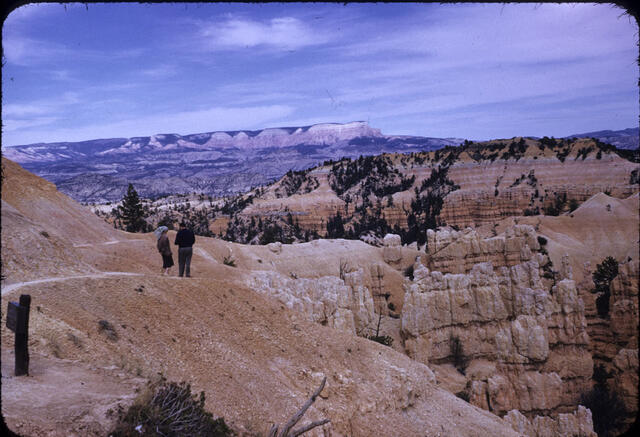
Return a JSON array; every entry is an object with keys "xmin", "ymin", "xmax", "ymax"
[{"xmin": 180, "ymin": 222, "xmax": 187, "ymax": 229}]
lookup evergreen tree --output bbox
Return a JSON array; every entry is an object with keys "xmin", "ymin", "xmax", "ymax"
[
  {"xmin": 118, "ymin": 183, "xmax": 148, "ymax": 233},
  {"xmin": 591, "ymin": 256, "xmax": 619, "ymax": 318}
]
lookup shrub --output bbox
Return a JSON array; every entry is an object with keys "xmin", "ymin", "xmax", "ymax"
[
  {"xmin": 568, "ymin": 198, "xmax": 580, "ymax": 212},
  {"xmin": 450, "ymin": 335, "xmax": 468, "ymax": 374},
  {"xmin": 455, "ymin": 390, "xmax": 470, "ymax": 402},
  {"xmin": 98, "ymin": 319, "xmax": 118, "ymax": 341},
  {"xmin": 580, "ymin": 365, "xmax": 627, "ymax": 437},
  {"xmin": 367, "ymin": 335, "xmax": 394, "ymax": 347},
  {"xmin": 403, "ymin": 264, "xmax": 415, "ymax": 281},
  {"xmin": 222, "ymin": 255, "xmax": 236, "ymax": 267},
  {"xmin": 109, "ymin": 376, "xmax": 233, "ymax": 437}
]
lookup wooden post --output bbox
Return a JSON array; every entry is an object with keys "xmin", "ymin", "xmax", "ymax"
[{"xmin": 6, "ymin": 294, "xmax": 30, "ymax": 376}]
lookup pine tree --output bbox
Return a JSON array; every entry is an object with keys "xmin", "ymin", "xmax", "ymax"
[{"xmin": 118, "ymin": 183, "xmax": 148, "ymax": 233}]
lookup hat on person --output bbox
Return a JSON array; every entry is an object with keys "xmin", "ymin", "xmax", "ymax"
[{"xmin": 154, "ymin": 226, "xmax": 169, "ymax": 240}]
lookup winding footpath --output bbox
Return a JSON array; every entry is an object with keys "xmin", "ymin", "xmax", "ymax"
[
  {"xmin": 3, "ymin": 239, "xmax": 219, "ymax": 296},
  {"xmin": 1, "ymin": 272, "xmax": 145, "ymax": 296}
]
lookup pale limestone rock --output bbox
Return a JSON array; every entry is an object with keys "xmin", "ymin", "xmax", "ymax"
[
  {"xmin": 466, "ymin": 359, "xmax": 497, "ymax": 381},
  {"xmin": 560, "ymin": 254, "xmax": 573, "ymax": 280},
  {"xmin": 499, "ymin": 315, "xmax": 549, "ymax": 362},
  {"xmin": 504, "ymin": 406, "xmax": 596, "ymax": 437},
  {"xmin": 488, "ymin": 371, "xmax": 562, "ymax": 415},
  {"xmin": 425, "ymin": 224, "xmax": 540, "ymax": 274},
  {"xmin": 267, "ymin": 241, "xmax": 282, "ymax": 254},
  {"xmin": 402, "ymin": 224, "xmax": 595, "ymax": 423},
  {"xmin": 383, "ymin": 233, "xmax": 401, "ymax": 247},
  {"xmin": 383, "ymin": 246, "xmax": 402, "ymax": 264},
  {"xmin": 249, "ymin": 270, "xmax": 375, "ymax": 334},
  {"xmin": 612, "ymin": 348, "xmax": 639, "ymax": 413}
]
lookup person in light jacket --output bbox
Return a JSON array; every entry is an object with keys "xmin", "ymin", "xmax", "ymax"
[{"xmin": 155, "ymin": 226, "xmax": 173, "ymax": 275}]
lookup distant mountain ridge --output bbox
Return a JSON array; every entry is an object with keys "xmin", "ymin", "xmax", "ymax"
[
  {"xmin": 3, "ymin": 121, "xmax": 464, "ymax": 203},
  {"xmin": 564, "ymin": 127, "xmax": 638, "ymax": 150},
  {"xmin": 4, "ymin": 122, "xmax": 636, "ymax": 203}
]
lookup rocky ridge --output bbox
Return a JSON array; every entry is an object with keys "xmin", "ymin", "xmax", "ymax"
[
  {"xmin": 3, "ymin": 121, "xmax": 463, "ymax": 202},
  {"xmin": 215, "ymin": 137, "xmax": 638, "ymax": 243},
  {"xmin": 3, "ymin": 146, "xmax": 638, "ymax": 436},
  {"xmin": 399, "ymin": 221, "xmax": 637, "ymax": 435},
  {"xmin": 2, "ymin": 157, "xmax": 526, "ymax": 437}
]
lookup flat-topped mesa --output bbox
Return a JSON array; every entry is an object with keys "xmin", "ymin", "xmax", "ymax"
[{"xmin": 90, "ymin": 121, "xmax": 384, "ymax": 154}]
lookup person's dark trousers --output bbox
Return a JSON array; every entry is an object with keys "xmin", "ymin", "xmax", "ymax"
[{"xmin": 178, "ymin": 247, "xmax": 193, "ymax": 277}]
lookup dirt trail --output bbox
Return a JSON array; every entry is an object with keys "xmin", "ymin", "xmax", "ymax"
[
  {"xmin": 73, "ymin": 239, "xmax": 146, "ymax": 248},
  {"xmin": 1, "ymin": 272, "xmax": 144, "ymax": 296}
]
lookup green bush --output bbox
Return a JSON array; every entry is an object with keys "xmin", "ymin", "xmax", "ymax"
[
  {"xmin": 591, "ymin": 257, "xmax": 619, "ymax": 319},
  {"xmin": 403, "ymin": 264, "xmax": 415, "ymax": 281},
  {"xmin": 367, "ymin": 335, "xmax": 394, "ymax": 347},
  {"xmin": 580, "ymin": 365, "xmax": 627, "ymax": 437},
  {"xmin": 222, "ymin": 256, "xmax": 236, "ymax": 267},
  {"xmin": 450, "ymin": 335, "xmax": 468, "ymax": 375},
  {"xmin": 98, "ymin": 319, "xmax": 118, "ymax": 341},
  {"xmin": 109, "ymin": 377, "xmax": 233, "ymax": 437},
  {"xmin": 455, "ymin": 389, "xmax": 470, "ymax": 402}
]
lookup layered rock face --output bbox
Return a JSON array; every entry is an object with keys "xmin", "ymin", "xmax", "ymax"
[
  {"xmin": 231, "ymin": 142, "xmax": 637, "ymax": 244},
  {"xmin": 504, "ymin": 406, "xmax": 596, "ymax": 437},
  {"xmin": 401, "ymin": 225, "xmax": 595, "ymax": 434},
  {"xmin": 423, "ymin": 225, "xmax": 540, "ymax": 273},
  {"xmin": 440, "ymin": 154, "xmax": 638, "ymax": 229},
  {"xmin": 249, "ymin": 268, "xmax": 376, "ymax": 335},
  {"xmin": 579, "ymin": 258, "xmax": 639, "ymax": 429}
]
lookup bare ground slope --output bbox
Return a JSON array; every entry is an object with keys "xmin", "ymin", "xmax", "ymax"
[{"xmin": 1, "ymin": 158, "xmax": 520, "ymax": 436}]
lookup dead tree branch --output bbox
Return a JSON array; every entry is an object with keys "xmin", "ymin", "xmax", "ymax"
[
  {"xmin": 270, "ymin": 376, "xmax": 330, "ymax": 437},
  {"xmin": 290, "ymin": 419, "xmax": 331, "ymax": 437}
]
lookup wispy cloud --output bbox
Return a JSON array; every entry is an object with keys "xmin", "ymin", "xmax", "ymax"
[
  {"xmin": 2, "ymin": 3, "xmax": 636, "ymax": 146},
  {"xmin": 2, "ymin": 36, "xmax": 69, "ymax": 66},
  {"xmin": 138, "ymin": 65, "xmax": 179, "ymax": 79},
  {"xmin": 200, "ymin": 16, "xmax": 330, "ymax": 50},
  {"xmin": 3, "ymin": 117, "xmax": 61, "ymax": 132},
  {"xmin": 3, "ymin": 92, "xmax": 82, "ymax": 118}
]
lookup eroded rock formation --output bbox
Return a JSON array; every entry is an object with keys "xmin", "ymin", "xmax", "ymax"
[{"xmin": 402, "ymin": 225, "xmax": 596, "ymax": 431}]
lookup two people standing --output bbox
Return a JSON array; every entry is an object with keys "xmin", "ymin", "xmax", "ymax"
[{"xmin": 154, "ymin": 222, "xmax": 196, "ymax": 277}]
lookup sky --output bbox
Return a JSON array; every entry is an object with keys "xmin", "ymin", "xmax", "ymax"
[{"xmin": 1, "ymin": 2, "xmax": 638, "ymax": 147}]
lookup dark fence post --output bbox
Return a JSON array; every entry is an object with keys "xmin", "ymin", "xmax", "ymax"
[
  {"xmin": 15, "ymin": 294, "xmax": 31, "ymax": 376},
  {"xmin": 6, "ymin": 294, "xmax": 31, "ymax": 376}
]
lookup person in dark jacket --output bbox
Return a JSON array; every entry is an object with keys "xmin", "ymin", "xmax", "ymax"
[{"xmin": 174, "ymin": 221, "xmax": 196, "ymax": 277}]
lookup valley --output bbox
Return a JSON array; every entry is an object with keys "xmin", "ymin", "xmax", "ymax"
[{"xmin": 1, "ymin": 129, "xmax": 638, "ymax": 436}]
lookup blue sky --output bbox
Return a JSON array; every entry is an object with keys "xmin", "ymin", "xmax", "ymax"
[{"xmin": 2, "ymin": 2, "xmax": 638, "ymax": 147}]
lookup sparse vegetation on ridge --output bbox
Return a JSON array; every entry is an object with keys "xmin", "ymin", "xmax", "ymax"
[
  {"xmin": 275, "ymin": 169, "xmax": 319, "ymax": 198},
  {"xmin": 108, "ymin": 376, "xmax": 233, "ymax": 437},
  {"xmin": 89, "ymin": 137, "xmax": 637, "ymax": 246}
]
